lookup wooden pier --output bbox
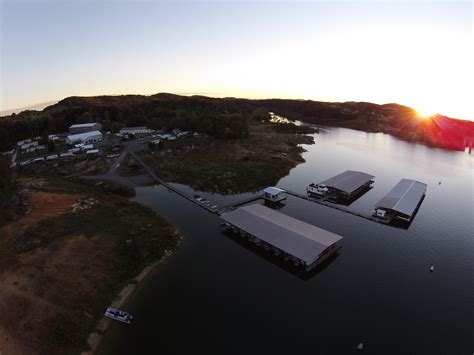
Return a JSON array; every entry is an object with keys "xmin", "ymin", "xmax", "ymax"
[
  {"xmin": 129, "ymin": 151, "xmax": 220, "ymax": 214},
  {"xmin": 283, "ymin": 190, "xmax": 392, "ymax": 224},
  {"xmin": 130, "ymin": 151, "xmax": 393, "ymax": 225},
  {"xmin": 217, "ymin": 195, "xmax": 264, "ymax": 214}
]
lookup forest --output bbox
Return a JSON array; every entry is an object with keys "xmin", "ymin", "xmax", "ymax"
[{"xmin": 1, "ymin": 93, "xmax": 473, "ymax": 152}]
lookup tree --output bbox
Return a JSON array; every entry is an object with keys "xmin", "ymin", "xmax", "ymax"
[
  {"xmin": 148, "ymin": 140, "xmax": 162, "ymax": 150},
  {"xmin": 78, "ymin": 111, "xmax": 93, "ymax": 123},
  {"xmin": 251, "ymin": 107, "xmax": 269, "ymax": 121},
  {"xmin": 0, "ymin": 156, "xmax": 10, "ymax": 188},
  {"xmin": 39, "ymin": 132, "xmax": 49, "ymax": 145},
  {"xmin": 47, "ymin": 140, "xmax": 56, "ymax": 153}
]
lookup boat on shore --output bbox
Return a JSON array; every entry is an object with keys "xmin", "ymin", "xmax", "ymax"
[{"xmin": 104, "ymin": 307, "xmax": 134, "ymax": 324}]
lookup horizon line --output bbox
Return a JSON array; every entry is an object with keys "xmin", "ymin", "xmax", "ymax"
[{"xmin": 1, "ymin": 92, "xmax": 472, "ymax": 122}]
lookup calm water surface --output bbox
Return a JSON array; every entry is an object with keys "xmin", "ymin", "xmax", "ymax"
[{"xmin": 98, "ymin": 128, "xmax": 473, "ymax": 355}]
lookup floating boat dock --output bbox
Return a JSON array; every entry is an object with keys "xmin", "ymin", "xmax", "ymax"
[
  {"xmin": 373, "ymin": 179, "xmax": 427, "ymax": 222},
  {"xmin": 314, "ymin": 170, "xmax": 375, "ymax": 201},
  {"xmin": 220, "ymin": 204, "xmax": 343, "ymax": 271},
  {"xmin": 130, "ymin": 151, "xmax": 423, "ymax": 226}
]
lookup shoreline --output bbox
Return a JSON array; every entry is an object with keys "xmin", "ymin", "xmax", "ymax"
[{"xmin": 81, "ymin": 236, "xmax": 182, "ymax": 355}]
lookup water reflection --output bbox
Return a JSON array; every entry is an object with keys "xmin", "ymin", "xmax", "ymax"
[{"xmin": 98, "ymin": 127, "xmax": 473, "ymax": 355}]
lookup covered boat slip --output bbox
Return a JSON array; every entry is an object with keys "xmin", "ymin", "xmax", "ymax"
[
  {"xmin": 220, "ymin": 204, "xmax": 343, "ymax": 270},
  {"xmin": 319, "ymin": 170, "xmax": 375, "ymax": 199},
  {"xmin": 375, "ymin": 179, "xmax": 427, "ymax": 221}
]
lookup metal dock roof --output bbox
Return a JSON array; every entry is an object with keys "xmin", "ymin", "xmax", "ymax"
[
  {"xmin": 375, "ymin": 179, "xmax": 427, "ymax": 217},
  {"xmin": 320, "ymin": 170, "xmax": 375, "ymax": 194},
  {"xmin": 220, "ymin": 204, "xmax": 343, "ymax": 264},
  {"xmin": 263, "ymin": 187, "xmax": 285, "ymax": 195}
]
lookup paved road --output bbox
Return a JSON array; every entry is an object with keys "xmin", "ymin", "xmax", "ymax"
[
  {"xmin": 10, "ymin": 150, "xmax": 18, "ymax": 167},
  {"xmin": 85, "ymin": 138, "xmax": 154, "ymax": 188}
]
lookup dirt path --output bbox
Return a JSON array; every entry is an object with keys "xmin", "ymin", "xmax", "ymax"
[{"xmin": 0, "ymin": 191, "xmax": 81, "ymax": 242}]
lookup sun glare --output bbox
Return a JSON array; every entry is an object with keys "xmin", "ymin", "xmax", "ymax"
[{"xmin": 416, "ymin": 109, "xmax": 435, "ymax": 119}]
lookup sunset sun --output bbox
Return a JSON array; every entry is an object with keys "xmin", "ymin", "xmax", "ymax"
[{"xmin": 416, "ymin": 108, "xmax": 436, "ymax": 119}]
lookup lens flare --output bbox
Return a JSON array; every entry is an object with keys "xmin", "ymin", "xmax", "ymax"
[{"xmin": 416, "ymin": 108, "xmax": 436, "ymax": 119}]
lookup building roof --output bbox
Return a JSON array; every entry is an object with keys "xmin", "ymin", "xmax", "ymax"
[
  {"xmin": 69, "ymin": 123, "xmax": 99, "ymax": 128},
  {"xmin": 263, "ymin": 187, "xmax": 285, "ymax": 196},
  {"xmin": 66, "ymin": 130, "xmax": 103, "ymax": 142},
  {"xmin": 120, "ymin": 126, "xmax": 149, "ymax": 131},
  {"xmin": 320, "ymin": 170, "xmax": 375, "ymax": 194},
  {"xmin": 220, "ymin": 204, "xmax": 343, "ymax": 264},
  {"xmin": 375, "ymin": 179, "xmax": 427, "ymax": 217}
]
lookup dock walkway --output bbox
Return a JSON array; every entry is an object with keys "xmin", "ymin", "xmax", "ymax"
[
  {"xmin": 130, "ymin": 151, "xmax": 392, "ymax": 224},
  {"xmin": 283, "ymin": 190, "xmax": 391, "ymax": 224},
  {"xmin": 129, "ymin": 151, "xmax": 219, "ymax": 214},
  {"xmin": 218, "ymin": 195, "xmax": 264, "ymax": 214}
]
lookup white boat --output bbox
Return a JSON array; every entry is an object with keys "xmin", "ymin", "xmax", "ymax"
[
  {"xmin": 373, "ymin": 208, "xmax": 389, "ymax": 219},
  {"xmin": 307, "ymin": 183, "xmax": 329, "ymax": 196},
  {"xmin": 104, "ymin": 307, "xmax": 134, "ymax": 324}
]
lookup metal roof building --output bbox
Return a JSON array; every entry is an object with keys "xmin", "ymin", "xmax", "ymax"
[
  {"xmin": 263, "ymin": 187, "xmax": 286, "ymax": 203},
  {"xmin": 69, "ymin": 123, "xmax": 102, "ymax": 134},
  {"xmin": 220, "ymin": 204, "xmax": 343, "ymax": 270},
  {"xmin": 66, "ymin": 130, "xmax": 103, "ymax": 145},
  {"xmin": 119, "ymin": 127, "xmax": 153, "ymax": 135},
  {"xmin": 320, "ymin": 170, "xmax": 375, "ymax": 195},
  {"xmin": 375, "ymin": 179, "xmax": 427, "ymax": 221}
]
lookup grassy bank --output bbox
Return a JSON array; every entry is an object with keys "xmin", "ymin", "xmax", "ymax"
[
  {"xmin": 140, "ymin": 121, "xmax": 315, "ymax": 194},
  {"xmin": 0, "ymin": 177, "xmax": 181, "ymax": 354}
]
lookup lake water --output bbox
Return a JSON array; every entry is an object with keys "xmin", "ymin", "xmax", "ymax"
[{"xmin": 97, "ymin": 127, "xmax": 473, "ymax": 355}]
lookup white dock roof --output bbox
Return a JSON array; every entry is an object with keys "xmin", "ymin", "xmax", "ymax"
[
  {"xmin": 375, "ymin": 179, "xmax": 427, "ymax": 217},
  {"xmin": 320, "ymin": 170, "xmax": 374, "ymax": 194},
  {"xmin": 263, "ymin": 187, "xmax": 285, "ymax": 196},
  {"xmin": 220, "ymin": 204, "xmax": 343, "ymax": 264}
]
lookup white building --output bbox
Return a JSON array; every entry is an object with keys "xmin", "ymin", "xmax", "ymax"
[
  {"xmin": 1, "ymin": 149, "xmax": 15, "ymax": 156},
  {"xmin": 17, "ymin": 139, "xmax": 32, "ymax": 147},
  {"xmin": 158, "ymin": 133, "xmax": 175, "ymax": 140},
  {"xmin": 24, "ymin": 145, "xmax": 45, "ymax": 154},
  {"xmin": 21, "ymin": 141, "xmax": 38, "ymax": 150},
  {"xmin": 263, "ymin": 187, "xmax": 287, "ymax": 203},
  {"xmin": 69, "ymin": 123, "xmax": 102, "ymax": 134},
  {"xmin": 119, "ymin": 127, "xmax": 153, "ymax": 136},
  {"xmin": 66, "ymin": 130, "xmax": 103, "ymax": 145}
]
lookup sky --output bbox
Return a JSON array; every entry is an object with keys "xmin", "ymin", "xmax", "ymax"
[{"xmin": 1, "ymin": 1, "xmax": 473, "ymax": 120}]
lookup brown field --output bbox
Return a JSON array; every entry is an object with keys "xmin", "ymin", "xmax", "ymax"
[
  {"xmin": 0, "ymin": 234, "xmax": 117, "ymax": 355},
  {"xmin": 0, "ymin": 186, "xmax": 179, "ymax": 355}
]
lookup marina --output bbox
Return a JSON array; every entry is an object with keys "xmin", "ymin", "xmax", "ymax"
[
  {"xmin": 130, "ymin": 151, "xmax": 425, "ymax": 229},
  {"xmin": 101, "ymin": 126, "xmax": 474, "ymax": 355},
  {"xmin": 220, "ymin": 204, "xmax": 343, "ymax": 271}
]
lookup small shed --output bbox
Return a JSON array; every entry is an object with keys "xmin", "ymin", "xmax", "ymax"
[{"xmin": 263, "ymin": 187, "xmax": 286, "ymax": 203}]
